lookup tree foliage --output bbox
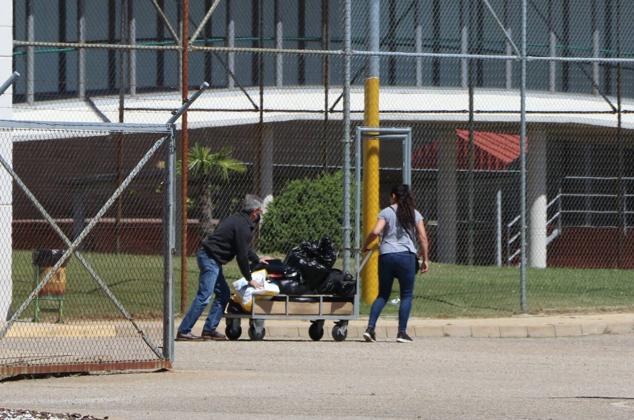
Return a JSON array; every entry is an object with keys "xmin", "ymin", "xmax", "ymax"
[{"xmin": 260, "ymin": 171, "xmax": 345, "ymax": 254}]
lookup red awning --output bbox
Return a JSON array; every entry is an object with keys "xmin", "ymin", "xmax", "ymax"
[{"xmin": 412, "ymin": 129, "xmax": 524, "ymax": 170}]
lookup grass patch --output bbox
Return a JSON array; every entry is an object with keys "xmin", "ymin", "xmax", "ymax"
[{"xmin": 9, "ymin": 251, "xmax": 634, "ymax": 321}]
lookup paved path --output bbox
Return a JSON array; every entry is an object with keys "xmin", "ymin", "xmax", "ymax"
[{"xmin": 1, "ymin": 333, "xmax": 633, "ymax": 419}]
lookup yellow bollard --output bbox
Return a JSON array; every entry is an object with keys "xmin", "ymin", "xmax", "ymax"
[{"xmin": 362, "ymin": 77, "xmax": 380, "ymax": 304}]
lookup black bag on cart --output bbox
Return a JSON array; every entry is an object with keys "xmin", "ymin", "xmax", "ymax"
[
  {"xmin": 251, "ymin": 259, "xmax": 310, "ymax": 295},
  {"xmin": 318, "ymin": 269, "xmax": 356, "ymax": 298},
  {"xmin": 285, "ymin": 236, "xmax": 337, "ymax": 292}
]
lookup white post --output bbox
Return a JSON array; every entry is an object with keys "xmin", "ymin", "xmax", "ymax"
[
  {"xmin": 0, "ymin": 1, "xmax": 13, "ymax": 321},
  {"xmin": 437, "ymin": 129, "xmax": 457, "ymax": 263},
  {"xmin": 528, "ymin": 129, "xmax": 548, "ymax": 268}
]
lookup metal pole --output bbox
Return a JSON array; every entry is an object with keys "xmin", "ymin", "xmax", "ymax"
[
  {"xmin": 362, "ymin": 0, "xmax": 381, "ymax": 305},
  {"xmin": 77, "ymin": 0, "xmax": 86, "ymax": 99},
  {"xmin": 275, "ymin": 0, "xmax": 283, "ymax": 87},
  {"xmin": 616, "ymin": 0, "xmax": 625, "ymax": 268},
  {"xmin": 128, "ymin": 0, "xmax": 137, "ymax": 96},
  {"xmin": 116, "ymin": 0, "xmax": 128, "ymax": 254},
  {"xmin": 322, "ymin": 0, "xmax": 330, "ymax": 170},
  {"xmin": 592, "ymin": 1, "xmax": 600, "ymax": 96},
  {"xmin": 519, "ymin": 0, "xmax": 528, "ymax": 313},
  {"xmin": 468, "ymin": 82, "xmax": 475, "ymax": 265},
  {"xmin": 164, "ymin": 126, "xmax": 176, "ymax": 361},
  {"xmin": 180, "ymin": 0, "xmax": 190, "ymax": 314},
  {"xmin": 505, "ymin": 27, "xmax": 513, "ymax": 89},
  {"xmin": 26, "ymin": 0, "xmax": 34, "ymax": 104},
  {"xmin": 226, "ymin": 0, "xmax": 235, "ymax": 88},
  {"xmin": 342, "ymin": 0, "xmax": 352, "ymax": 274},
  {"xmin": 496, "ymin": 189, "xmax": 502, "ymax": 267},
  {"xmin": 415, "ymin": 1, "xmax": 422, "ymax": 87},
  {"xmin": 0, "ymin": 72, "xmax": 20, "ymax": 95}
]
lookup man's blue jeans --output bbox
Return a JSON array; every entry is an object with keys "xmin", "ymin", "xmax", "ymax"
[
  {"xmin": 178, "ymin": 248, "xmax": 230, "ymax": 334},
  {"xmin": 368, "ymin": 251, "xmax": 416, "ymax": 333}
]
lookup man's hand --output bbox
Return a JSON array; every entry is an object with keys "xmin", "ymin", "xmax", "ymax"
[
  {"xmin": 419, "ymin": 259, "xmax": 430, "ymax": 273},
  {"xmin": 249, "ymin": 279, "xmax": 264, "ymax": 289},
  {"xmin": 258, "ymin": 256, "xmax": 273, "ymax": 264}
]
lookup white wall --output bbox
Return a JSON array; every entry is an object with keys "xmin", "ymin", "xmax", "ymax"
[{"xmin": 0, "ymin": 3, "xmax": 13, "ymax": 321}]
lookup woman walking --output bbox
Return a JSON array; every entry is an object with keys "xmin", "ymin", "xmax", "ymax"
[{"xmin": 362, "ymin": 184, "xmax": 429, "ymax": 343}]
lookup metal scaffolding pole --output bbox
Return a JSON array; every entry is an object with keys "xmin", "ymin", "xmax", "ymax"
[
  {"xmin": 342, "ymin": 0, "xmax": 351, "ymax": 273},
  {"xmin": 180, "ymin": 0, "xmax": 190, "ymax": 314},
  {"xmin": 520, "ymin": 0, "xmax": 528, "ymax": 313}
]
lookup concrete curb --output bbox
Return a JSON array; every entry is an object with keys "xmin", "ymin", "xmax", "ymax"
[{"xmin": 194, "ymin": 313, "xmax": 634, "ymax": 341}]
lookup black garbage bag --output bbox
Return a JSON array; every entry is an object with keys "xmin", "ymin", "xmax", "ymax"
[
  {"xmin": 285, "ymin": 236, "xmax": 338, "ymax": 292},
  {"xmin": 251, "ymin": 259, "xmax": 309, "ymax": 295},
  {"xmin": 317, "ymin": 269, "xmax": 356, "ymax": 298},
  {"xmin": 271, "ymin": 278, "xmax": 311, "ymax": 295}
]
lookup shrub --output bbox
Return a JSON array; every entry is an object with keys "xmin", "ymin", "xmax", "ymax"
[{"xmin": 260, "ymin": 171, "xmax": 346, "ymax": 254}]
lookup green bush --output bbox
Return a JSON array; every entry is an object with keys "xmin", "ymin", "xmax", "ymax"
[{"xmin": 260, "ymin": 171, "xmax": 346, "ymax": 254}]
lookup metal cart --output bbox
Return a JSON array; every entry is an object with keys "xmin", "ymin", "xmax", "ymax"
[{"xmin": 224, "ymin": 252, "xmax": 371, "ymax": 341}]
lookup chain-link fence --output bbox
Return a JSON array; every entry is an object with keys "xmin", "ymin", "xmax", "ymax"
[
  {"xmin": 5, "ymin": 0, "xmax": 634, "ymax": 335},
  {"xmin": 0, "ymin": 119, "xmax": 176, "ymax": 377}
]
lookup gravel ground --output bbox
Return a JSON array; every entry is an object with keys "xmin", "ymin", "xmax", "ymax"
[{"xmin": 0, "ymin": 408, "xmax": 104, "ymax": 420}]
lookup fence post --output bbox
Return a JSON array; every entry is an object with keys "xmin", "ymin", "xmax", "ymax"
[
  {"xmin": 164, "ymin": 126, "xmax": 176, "ymax": 362},
  {"xmin": 26, "ymin": 0, "xmax": 35, "ymax": 104},
  {"xmin": 496, "ymin": 190, "xmax": 502, "ymax": 267}
]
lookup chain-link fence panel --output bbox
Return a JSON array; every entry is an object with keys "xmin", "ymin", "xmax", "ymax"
[
  {"xmin": 0, "ymin": 121, "xmax": 175, "ymax": 377},
  {"xmin": 7, "ymin": 0, "xmax": 634, "ymax": 324}
]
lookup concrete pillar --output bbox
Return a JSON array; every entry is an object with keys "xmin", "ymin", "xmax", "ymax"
[
  {"xmin": 259, "ymin": 125, "xmax": 274, "ymax": 198},
  {"xmin": 528, "ymin": 129, "xmax": 547, "ymax": 268},
  {"xmin": 437, "ymin": 128, "xmax": 457, "ymax": 263},
  {"xmin": 0, "ymin": 1, "xmax": 13, "ymax": 321}
]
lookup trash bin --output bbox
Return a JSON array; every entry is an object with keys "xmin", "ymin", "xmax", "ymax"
[{"xmin": 32, "ymin": 249, "xmax": 68, "ymax": 323}]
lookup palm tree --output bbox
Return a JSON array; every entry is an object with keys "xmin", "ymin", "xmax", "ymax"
[{"xmin": 184, "ymin": 143, "xmax": 246, "ymax": 236}]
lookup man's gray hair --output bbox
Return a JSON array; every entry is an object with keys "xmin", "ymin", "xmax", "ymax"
[{"xmin": 242, "ymin": 194, "xmax": 264, "ymax": 211}]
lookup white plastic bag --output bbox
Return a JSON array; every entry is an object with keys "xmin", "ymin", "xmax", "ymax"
[{"xmin": 231, "ymin": 269, "xmax": 280, "ymax": 311}]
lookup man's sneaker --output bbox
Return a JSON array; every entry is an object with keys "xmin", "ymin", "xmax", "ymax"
[
  {"xmin": 176, "ymin": 331, "xmax": 201, "ymax": 341},
  {"xmin": 396, "ymin": 331, "xmax": 414, "ymax": 343},
  {"xmin": 363, "ymin": 328, "xmax": 376, "ymax": 342},
  {"xmin": 201, "ymin": 329, "xmax": 227, "ymax": 341}
]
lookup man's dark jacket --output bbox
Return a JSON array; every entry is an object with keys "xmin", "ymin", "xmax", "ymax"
[{"xmin": 201, "ymin": 211, "xmax": 259, "ymax": 281}]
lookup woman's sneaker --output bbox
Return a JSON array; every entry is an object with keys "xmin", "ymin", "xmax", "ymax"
[
  {"xmin": 396, "ymin": 331, "xmax": 414, "ymax": 343},
  {"xmin": 363, "ymin": 328, "xmax": 376, "ymax": 342}
]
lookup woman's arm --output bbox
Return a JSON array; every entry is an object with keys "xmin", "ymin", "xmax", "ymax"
[
  {"xmin": 362, "ymin": 218, "xmax": 386, "ymax": 252},
  {"xmin": 416, "ymin": 219, "xmax": 430, "ymax": 273}
]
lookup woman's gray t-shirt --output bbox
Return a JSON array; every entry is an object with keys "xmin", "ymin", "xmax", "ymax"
[{"xmin": 378, "ymin": 205, "xmax": 423, "ymax": 255}]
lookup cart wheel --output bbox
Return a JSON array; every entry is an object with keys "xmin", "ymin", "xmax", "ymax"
[
  {"xmin": 248, "ymin": 325, "xmax": 266, "ymax": 341},
  {"xmin": 332, "ymin": 323, "xmax": 348, "ymax": 342},
  {"xmin": 248, "ymin": 319, "xmax": 266, "ymax": 341},
  {"xmin": 308, "ymin": 322, "xmax": 324, "ymax": 341},
  {"xmin": 225, "ymin": 325, "xmax": 242, "ymax": 341}
]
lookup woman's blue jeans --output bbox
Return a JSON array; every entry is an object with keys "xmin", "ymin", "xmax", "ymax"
[
  {"xmin": 368, "ymin": 251, "xmax": 416, "ymax": 333},
  {"xmin": 178, "ymin": 248, "xmax": 230, "ymax": 334}
]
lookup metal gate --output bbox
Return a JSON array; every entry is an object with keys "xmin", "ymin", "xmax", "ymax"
[{"xmin": 0, "ymin": 117, "xmax": 177, "ymax": 377}]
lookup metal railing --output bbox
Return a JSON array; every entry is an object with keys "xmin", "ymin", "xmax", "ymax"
[{"xmin": 507, "ymin": 192, "xmax": 562, "ymax": 265}]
